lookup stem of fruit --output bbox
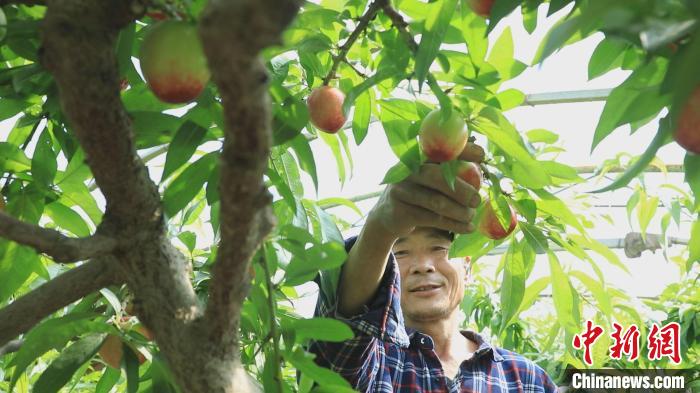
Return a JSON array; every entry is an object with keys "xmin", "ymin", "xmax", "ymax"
[
  {"xmin": 322, "ymin": 0, "xmax": 387, "ymax": 86},
  {"xmin": 261, "ymin": 248, "xmax": 283, "ymax": 392}
]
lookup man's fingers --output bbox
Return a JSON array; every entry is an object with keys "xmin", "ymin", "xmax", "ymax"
[
  {"xmin": 459, "ymin": 142, "xmax": 485, "ymax": 163},
  {"xmin": 407, "ymin": 164, "xmax": 478, "ymax": 207},
  {"xmin": 391, "ymin": 183, "xmax": 474, "ymax": 223},
  {"xmin": 397, "ymin": 200, "xmax": 475, "ymax": 234}
]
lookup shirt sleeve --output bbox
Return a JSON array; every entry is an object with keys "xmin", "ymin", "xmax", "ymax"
[
  {"xmin": 535, "ymin": 364, "xmax": 558, "ymax": 393},
  {"xmin": 313, "ymin": 236, "xmax": 410, "ymax": 346},
  {"xmin": 306, "ymin": 236, "xmax": 409, "ymax": 390}
]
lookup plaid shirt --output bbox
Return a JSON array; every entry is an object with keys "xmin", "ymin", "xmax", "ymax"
[{"xmin": 309, "ymin": 237, "xmax": 557, "ymax": 392}]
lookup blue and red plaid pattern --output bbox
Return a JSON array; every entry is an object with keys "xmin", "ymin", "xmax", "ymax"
[{"xmin": 308, "ymin": 237, "xmax": 558, "ymax": 392}]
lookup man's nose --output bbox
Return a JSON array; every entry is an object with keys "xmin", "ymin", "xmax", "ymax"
[{"xmin": 408, "ymin": 257, "xmax": 436, "ymax": 274}]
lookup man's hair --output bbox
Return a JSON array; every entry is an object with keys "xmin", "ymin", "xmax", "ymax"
[{"xmin": 435, "ymin": 229, "xmax": 455, "ymax": 241}]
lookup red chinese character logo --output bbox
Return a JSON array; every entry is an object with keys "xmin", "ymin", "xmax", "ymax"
[
  {"xmin": 573, "ymin": 320, "xmax": 604, "ymax": 365},
  {"xmin": 609, "ymin": 322, "xmax": 640, "ymax": 361},
  {"xmin": 647, "ymin": 322, "xmax": 681, "ymax": 363}
]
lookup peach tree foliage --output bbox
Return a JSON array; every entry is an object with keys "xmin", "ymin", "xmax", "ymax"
[{"xmin": 0, "ymin": 0, "xmax": 697, "ymax": 392}]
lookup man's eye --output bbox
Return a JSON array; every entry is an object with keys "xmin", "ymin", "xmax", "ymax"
[
  {"xmin": 394, "ymin": 251, "xmax": 408, "ymax": 258},
  {"xmin": 432, "ymin": 246, "xmax": 448, "ymax": 253}
]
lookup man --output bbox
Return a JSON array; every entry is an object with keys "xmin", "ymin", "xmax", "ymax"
[{"xmin": 310, "ymin": 159, "xmax": 557, "ymax": 392}]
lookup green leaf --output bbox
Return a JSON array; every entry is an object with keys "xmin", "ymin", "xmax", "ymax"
[
  {"xmin": 547, "ymin": 0, "xmax": 573, "ymax": 16},
  {"xmin": 541, "ymin": 161, "xmax": 583, "ymax": 182},
  {"xmin": 381, "ymin": 161, "xmax": 412, "ymax": 184},
  {"xmin": 475, "ymin": 109, "xmax": 550, "ymax": 188},
  {"xmin": 44, "ymin": 202, "xmax": 91, "ymax": 237},
  {"xmin": 33, "ymin": 334, "xmax": 105, "ymax": 393},
  {"xmin": 99, "ymin": 288, "xmax": 123, "ymax": 315},
  {"xmin": 343, "ymin": 65, "xmax": 400, "ymax": 115},
  {"xmin": 533, "ymin": 189, "xmax": 585, "ymax": 233},
  {"xmin": 496, "ymin": 88, "xmax": 525, "ymax": 111},
  {"xmin": 379, "ymin": 100, "xmax": 421, "ymax": 169},
  {"xmin": 150, "ymin": 354, "xmax": 180, "ymax": 393},
  {"xmin": 591, "ymin": 121, "xmax": 673, "ymax": 193},
  {"xmin": 284, "ymin": 241, "xmax": 347, "ymax": 286},
  {"xmin": 516, "ymin": 276, "xmax": 550, "ymax": 315},
  {"xmin": 499, "ymin": 240, "xmax": 529, "ymax": 329},
  {"xmin": 0, "ymin": 98, "xmax": 30, "ymax": 121},
  {"xmin": 131, "ymin": 111, "xmax": 182, "ymax": 149},
  {"xmin": 414, "ymin": 0, "xmax": 457, "ymax": 87},
  {"xmin": 547, "ymin": 251, "xmax": 579, "ymax": 334},
  {"xmin": 317, "ymin": 197, "xmax": 363, "ymax": 217},
  {"xmin": 513, "ymin": 198, "xmax": 537, "ymax": 224},
  {"xmin": 588, "ymin": 37, "xmax": 628, "ymax": 80},
  {"xmin": 116, "ymin": 23, "xmax": 140, "ymax": 86},
  {"xmin": 626, "ymin": 189, "xmax": 640, "ymax": 225},
  {"xmin": 163, "ymin": 152, "xmax": 218, "ymax": 218},
  {"xmin": 689, "ymin": 220, "xmax": 700, "ymax": 266},
  {"xmin": 289, "ymin": 134, "xmax": 318, "ymax": 192},
  {"xmin": 569, "ymin": 234, "xmax": 629, "ymax": 274},
  {"xmin": 591, "ymin": 57, "xmax": 668, "ymax": 151},
  {"xmin": 0, "ymin": 142, "xmax": 31, "ymax": 172},
  {"xmin": 315, "ymin": 205, "xmax": 344, "ymax": 244},
  {"xmin": 521, "ymin": 0, "xmax": 539, "ymax": 34},
  {"xmin": 532, "ymin": 4, "xmax": 602, "ymax": 64},
  {"xmin": 460, "ymin": 8, "xmax": 488, "ymax": 69},
  {"xmin": 289, "ymin": 317, "xmax": 354, "ymax": 342},
  {"xmin": 287, "ymin": 348, "xmax": 351, "ymax": 388},
  {"xmin": 31, "ymin": 129, "xmax": 57, "ymax": 188},
  {"xmin": 637, "ymin": 190, "xmax": 658, "ymax": 239},
  {"xmin": 161, "ymin": 121, "xmax": 208, "ymax": 181},
  {"xmin": 58, "ymin": 182, "xmax": 103, "ymax": 226},
  {"xmin": 486, "ymin": 0, "xmax": 521, "ymax": 34},
  {"xmin": 569, "ymin": 271, "xmax": 613, "ymax": 316},
  {"xmin": 0, "ymin": 243, "xmax": 43, "ymax": 305},
  {"xmin": 10, "ymin": 314, "xmax": 111, "ymax": 391},
  {"xmin": 487, "ymin": 27, "xmax": 526, "ymax": 81},
  {"xmin": 94, "ymin": 367, "xmax": 121, "ymax": 393},
  {"xmin": 526, "ymin": 128, "xmax": 559, "ymax": 144},
  {"xmin": 273, "ymin": 94, "xmax": 309, "ymax": 146},
  {"xmin": 519, "ymin": 222, "xmax": 548, "ymax": 254},
  {"xmin": 318, "ymin": 131, "xmax": 347, "ymax": 185},
  {"xmin": 352, "ymin": 89, "xmax": 372, "ymax": 144},
  {"xmin": 273, "ymin": 148, "xmax": 304, "ymax": 197},
  {"xmin": 123, "ymin": 344, "xmax": 140, "ymax": 393},
  {"xmin": 684, "ymin": 154, "xmax": 700, "ymax": 211}
]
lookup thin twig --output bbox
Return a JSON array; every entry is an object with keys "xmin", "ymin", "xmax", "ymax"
[
  {"xmin": 342, "ymin": 58, "xmax": 369, "ymax": 78},
  {"xmin": 0, "ymin": 212, "xmax": 118, "ymax": 263},
  {"xmin": 381, "ymin": 3, "xmax": 449, "ymax": 97},
  {"xmin": 322, "ymin": 0, "xmax": 387, "ymax": 85},
  {"xmin": 261, "ymin": 250, "xmax": 283, "ymax": 392}
]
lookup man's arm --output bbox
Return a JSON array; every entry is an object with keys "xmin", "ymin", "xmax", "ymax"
[{"xmin": 337, "ymin": 163, "xmax": 481, "ymax": 317}]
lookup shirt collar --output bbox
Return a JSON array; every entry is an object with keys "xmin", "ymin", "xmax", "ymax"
[{"xmin": 406, "ymin": 328, "xmax": 504, "ymax": 363}]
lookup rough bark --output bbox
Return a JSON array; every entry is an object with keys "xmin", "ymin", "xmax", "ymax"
[
  {"xmin": 0, "ymin": 212, "xmax": 117, "ymax": 263},
  {"xmin": 0, "ymin": 257, "xmax": 123, "ymax": 346},
  {"xmin": 6, "ymin": 0, "xmax": 301, "ymax": 392}
]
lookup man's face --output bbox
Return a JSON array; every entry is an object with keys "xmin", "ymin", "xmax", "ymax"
[{"xmin": 393, "ymin": 227, "xmax": 468, "ymax": 323}]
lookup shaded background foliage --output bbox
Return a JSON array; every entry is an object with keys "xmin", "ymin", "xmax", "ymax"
[{"xmin": 0, "ymin": 0, "xmax": 698, "ymax": 392}]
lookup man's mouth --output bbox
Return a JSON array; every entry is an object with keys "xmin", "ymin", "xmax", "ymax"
[{"xmin": 409, "ymin": 284, "xmax": 442, "ymax": 292}]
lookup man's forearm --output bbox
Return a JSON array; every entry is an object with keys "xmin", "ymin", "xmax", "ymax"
[{"xmin": 337, "ymin": 216, "xmax": 397, "ymax": 317}]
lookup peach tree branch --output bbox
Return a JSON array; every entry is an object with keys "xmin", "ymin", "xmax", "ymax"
[
  {"xmin": 322, "ymin": 0, "xmax": 387, "ymax": 85},
  {"xmin": 0, "ymin": 257, "xmax": 123, "ymax": 348},
  {"xmin": 0, "ymin": 212, "xmax": 118, "ymax": 263},
  {"xmin": 198, "ymin": 0, "xmax": 299, "ymax": 342}
]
